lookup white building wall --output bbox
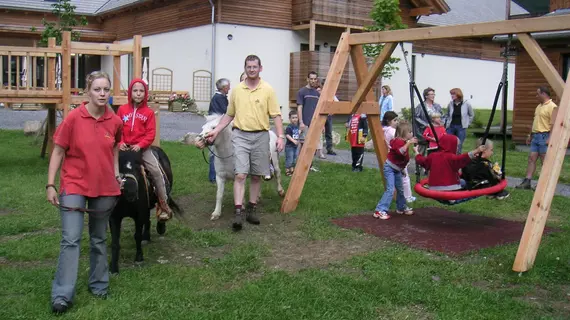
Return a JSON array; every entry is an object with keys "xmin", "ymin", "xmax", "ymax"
[
  {"xmin": 413, "ymin": 54, "xmax": 515, "ymax": 110},
  {"xmin": 214, "ymin": 23, "xmax": 302, "ymax": 118},
  {"xmin": 380, "ymin": 42, "xmax": 413, "ymax": 112}
]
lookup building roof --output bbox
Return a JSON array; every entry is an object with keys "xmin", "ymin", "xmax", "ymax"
[
  {"xmin": 0, "ymin": 0, "xmax": 144, "ymax": 15},
  {"xmin": 417, "ymin": 0, "xmax": 528, "ymax": 27},
  {"xmin": 512, "ymin": 0, "xmax": 550, "ymax": 16}
]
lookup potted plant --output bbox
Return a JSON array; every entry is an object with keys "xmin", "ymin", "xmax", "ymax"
[{"xmin": 168, "ymin": 93, "xmax": 196, "ymax": 112}]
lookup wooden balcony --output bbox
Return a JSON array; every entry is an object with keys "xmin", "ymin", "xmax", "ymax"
[
  {"xmin": 289, "ymin": 51, "xmax": 380, "ymax": 107},
  {"xmin": 292, "ymin": 0, "xmax": 374, "ymax": 27}
]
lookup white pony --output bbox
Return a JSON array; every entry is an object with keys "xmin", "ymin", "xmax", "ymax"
[{"xmin": 195, "ymin": 114, "xmax": 284, "ymax": 221}]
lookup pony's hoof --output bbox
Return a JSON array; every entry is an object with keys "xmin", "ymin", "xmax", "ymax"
[
  {"xmin": 278, "ymin": 190, "xmax": 285, "ymax": 197},
  {"xmin": 134, "ymin": 258, "xmax": 144, "ymax": 265},
  {"xmin": 210, "ymin": 214, "xmax": 221, "ymax": 221},
  {"xmin": 156, "ymin": 222, "xmax": 166, "ymax": 235}
]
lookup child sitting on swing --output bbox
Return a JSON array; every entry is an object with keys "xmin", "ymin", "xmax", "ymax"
[
  {"xmin": 422, "ymin": 112, "xmax": 446, "ymax": 154},
  {"xmin": 461, "ymin": 138, "xmax": 510, "ymax": 200},
  {"xmin": 414, "ymin": 134, "xmax": 485, "ymax": 191}
]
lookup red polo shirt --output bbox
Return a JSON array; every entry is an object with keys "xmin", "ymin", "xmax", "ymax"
[{"xmin": 54, "ymin": 103, "xmax": 123, "ymax": 197}]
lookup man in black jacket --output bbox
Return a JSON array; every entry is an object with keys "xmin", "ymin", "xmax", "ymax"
[{"xmin": 207, "ymin": 78, "xmax": 230, "ymax": 182}]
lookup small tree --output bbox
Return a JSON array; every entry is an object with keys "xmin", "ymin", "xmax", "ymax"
[
  {"xmin": 364, "ymin": 0, "xmax": 408, "ymax": 79},
  {"xmin": 31, "ymin": 0, "xmax": 88, "ymax": 46}
]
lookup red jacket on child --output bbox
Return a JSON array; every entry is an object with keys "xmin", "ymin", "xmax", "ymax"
[
  {"xmin": 422, "ymin": 125, "xmax": 446, "ymax": 150},
  {"xmin": 387, "ymin": 138, "xmax": 410, "ymax": 170},
  {"xmin": 415, "ymin": 134, "xmax": 473, "ymax": 189},
  {"xmin": 116, "ymin": 79, "xmax": 156, "ymax": 149},
  {"xmin": 347, "ymin": 114, "xmax": 368, "ymax": 147}
]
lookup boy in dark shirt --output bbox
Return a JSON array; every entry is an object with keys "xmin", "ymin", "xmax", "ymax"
[{"xmin": 285, "ymin": 111, "xmax": 300, "ymax": 176}]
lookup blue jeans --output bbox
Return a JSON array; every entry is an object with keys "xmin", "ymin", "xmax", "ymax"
[
  {"xmin": 209, "ymin": 153, "xmax": 216, "ymax": 182},
  {"xmin": 51, "ymin": 194, "xmax": 117, "ymax": 304},
  {"xmin": 446, "ymin": 124, "xmax": 466, "ymax": 153},
  {"xmin": 530, "ymin": 132, "xmax": 549, "ymax": 154},
  {"xmin": 285, "ymin": 145, "xmax": 298, "ymax": 168},
  {"xmin": 375, "ymin": 164, "xmax": 406, "ymax": 212}
]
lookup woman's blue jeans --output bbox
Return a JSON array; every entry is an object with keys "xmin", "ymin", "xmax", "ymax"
[
  {"xmin": 51, "ymin": 194, "xmax": 116, "ymax": 304},
  {"xmin": 446, "ymin": 124, "xmax": 466, "ymax": 153}
]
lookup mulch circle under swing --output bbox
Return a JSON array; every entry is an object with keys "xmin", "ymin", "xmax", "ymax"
[{"xmin": 332, "ymin": 207, "xmax": 559, "ymax": 256}]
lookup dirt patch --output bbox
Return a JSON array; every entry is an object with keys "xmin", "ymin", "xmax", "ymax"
[
  {"xmin": 170, "ymin": 194, "xmax": 388, "ymax": 272},
  {"xmin": 0, "ymin": 208, "xmax": 15, "ymax": 216},
  {"xmin": 0, "ymin": 227, "xmax": 59, "ymax": 243}
]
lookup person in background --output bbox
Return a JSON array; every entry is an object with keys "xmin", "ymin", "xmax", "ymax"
[
  {"xmin": 297, "ymin": 71, "xmax": 323, "ymax": 170},
  {"xmin": 46, "ymin": 71, "xmax": 123, "ymax": 314},
  {"xmin": 285, "ymin": 110, "xmax": 300, "ymax": 176},
  {"xmin": 516, "ymin": 86, "xmax": 558, "ymax": 190},
  {"xmin": 207, "ymin": 78, "xmax": 231, "ymax": 183},
  {"xmin": 318, "ymin": 78, "xmax": 337, "ymax": 156},
  {"xmin": 422, "ymin": 112, "xmax": 446, "ymax": 155},
  {"xmin": 379, "ymin": 85, "xmax": 393, "ymax": 121},
  {"xmin": 346, "ymin": 113, "xmax": 368, "ymax": 172},
  {"xmin": 414, "ymin": 87, "xmax": 443, "ymax": 154},
  {"xmin": 445, "ymin": 88, "xmax": 474, "ymax": 154}
]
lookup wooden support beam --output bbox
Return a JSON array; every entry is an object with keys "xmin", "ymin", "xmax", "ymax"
[
  {"xmin": 70, "ymin": 41, "xmax": 133, "ymax": 53},
  {"xmin": 409, "ymin": 7, "xmax": 433, "ymax": 16},
  {"xmin": 133, "ymin": 35, "xmax": 143, "ymax": 79},
  {"xmin": 62, "ymin": 32, "xmax": 71, "ymax": 119},
  {"xmin": 348, "ymin": 15, "xmax": 570, "ymax": 44},
  {"xmin": 113, "ymin": 41, "xmax": 122, "ymax": 97},
  {"xmin": 292, "ymin": 24, "xmax": 310, "ymax": 30},
  {"xmin": 320, "ymin": 101, "xmax": 380, "ymax": 115},
  {"xmin": 351, "ymin": 45, "xmax": 389, "ymax": 186},
  {"xmin": 281, "ymin": 32, "xmax": 351, "ymax": 214},
  {"xmin": 517, "ymin": 33, "xmax": 565, "ymax": 98},
  {"xmin": 309, "ymin": 20, "xmax": 316, "ymax": 51},
  {"xmin": 350, "ymin": 43, "xmax": 397, "ymax": 113},
  {"xmin": 151, "ymin": 103, "xmax": 160, "ymax": 147},
  {"xmin": 0, "ymin": 90, "xmax": 63, "ymax": 98},
  {"xmin": 513, "ymin": 77, "xmax": 570, "ymax": 272}
]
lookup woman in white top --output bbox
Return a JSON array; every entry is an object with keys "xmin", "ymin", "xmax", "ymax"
[{"xmin": 382, "ymin": 111, "xmax": 415, "ymax": 203}]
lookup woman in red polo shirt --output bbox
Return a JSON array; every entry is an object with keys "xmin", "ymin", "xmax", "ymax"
[{"xmin": 46, "ymin": 71, "xmax": 122, "ymax": 314}]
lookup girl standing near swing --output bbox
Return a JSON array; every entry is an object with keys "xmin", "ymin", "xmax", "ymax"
[{"xmin": 374, "ymin": 121, "xmax": 417, "ymax": 220}]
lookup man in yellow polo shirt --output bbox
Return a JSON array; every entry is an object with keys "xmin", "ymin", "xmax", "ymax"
[
  {"xmin": 516, "ymin": 86, "xmax": 558, "ymax": 190},
  {"xmin": 206, "ymin": 55, "xmax": 284, "ymax": 231}
]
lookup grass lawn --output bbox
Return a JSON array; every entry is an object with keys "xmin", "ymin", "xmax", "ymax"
[{"xmin": 2, "ymin": 129, "xmax": 570, "ymax": 319}]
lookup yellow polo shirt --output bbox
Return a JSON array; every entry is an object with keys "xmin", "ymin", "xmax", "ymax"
[
  {"xmin": 227, "ymin": 79, "xmax": 281, "ymax": 131},
  {"xmin": 532, "ymin": 99, "xmax": 557, "ymax": 133}
]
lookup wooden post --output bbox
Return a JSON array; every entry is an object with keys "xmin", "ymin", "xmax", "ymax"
[
  {"xmin": 281, "ymin": 32, "xmax": 351, "ymax": 214},
  {"xmin": 513, "ymin": 77, "xmax": 570, "ymax": 272},
  {"xmin": 309, "ymin": 20, "xmax": 316, "ymax": 51},
  {"xmin": 151, "ymin": 103, "xmax": 160, "ymax": 147},
  {"xmin": 113, "ymin": 41, "xmax": 122, "ymax": 96},
  {"xmin": 45, "ymin": 37, "xmax": 57, "ymax": 158},
  {"xmin": 133, "ymin": 35, "xmax": 142, "ymax": 79},
  {"xmin": 517, "ymin": 33, "xmax": 565, "ymax": 97},
  {"xmin": 62, "ymin": 32, "xmax": 71, "ymax": 118},
  {"xmin": 350, "ymin": 45, "xmax": 389, "ymax": 185}
]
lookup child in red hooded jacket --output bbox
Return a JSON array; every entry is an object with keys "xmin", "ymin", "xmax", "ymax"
[
  {"xmin": 414, "ymin": 134, "xmax": 485, "ymax": 191},
  {"xmin": 117, "ymin": 79, "xmax": 173, "ymax": 221}
]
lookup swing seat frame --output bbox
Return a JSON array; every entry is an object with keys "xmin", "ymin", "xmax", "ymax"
[{"xmin": 414, "ymin": 178, "xmax": 508, "ymax": 202}]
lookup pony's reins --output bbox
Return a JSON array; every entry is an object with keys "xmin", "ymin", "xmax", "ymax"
[{"xmin": 197, "ymin": 134, "xmax": 234, "ymax": 165}]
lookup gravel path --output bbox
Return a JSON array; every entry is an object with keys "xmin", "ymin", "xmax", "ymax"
[{"xmin": 2, "ymin": 108, "xmax": 569, "ymax": 197}]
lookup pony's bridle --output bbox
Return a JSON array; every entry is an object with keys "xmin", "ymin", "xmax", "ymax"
[
  {"xmin": 121, "ymin": 173, "xmax": 139, "ymax": 200},
  {"xmin": 197, "ymin": 133, "xmax": 233, "ymax": 164}
]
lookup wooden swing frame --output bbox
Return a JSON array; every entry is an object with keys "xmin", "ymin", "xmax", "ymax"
[{"xmin": 280, "ymin": 14, "xmax": 570, "ymax": 273}]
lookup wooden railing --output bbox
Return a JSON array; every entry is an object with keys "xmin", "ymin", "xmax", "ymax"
[
  {"xmin": 292, "ymin": 0, "xmax": 374, "ymax": 26},
  {"xmin": 289, "ymin": 51, "xmax": 380, "ymax": 105}
]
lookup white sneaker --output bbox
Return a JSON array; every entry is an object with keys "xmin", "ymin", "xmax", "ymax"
[
  {"xmin": 406, "ymin": 196, "xmax": 416, "ymax": 203},
  {"xmin": 310, "ymin": 166, "xmax": 320, "ymax": 172},
  {"xmin": 396, "ymin": 207, "xmax": 414, "ymax": 215}
]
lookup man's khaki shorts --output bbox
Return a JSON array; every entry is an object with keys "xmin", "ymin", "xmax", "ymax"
[{"xmin": 232, "ymin": 129, "xmax": 270, "ymax": 176}]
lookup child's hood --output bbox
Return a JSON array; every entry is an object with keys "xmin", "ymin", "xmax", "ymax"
[
  {"xmin": 127, "ymin": 78, "xmax": 149, "ymax": 109},
  {"xmin": 439, "ymin": 134, "xmax": 459, "ymax": 153}
]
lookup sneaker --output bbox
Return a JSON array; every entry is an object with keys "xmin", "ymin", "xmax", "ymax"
[
  {"xmin": 373, "ymin": 211, "xmax": 391, "ymax": 220},
  {"xmin": 495, "ymin": 190, "xmax": 510, "ymax": 200},
  {"xmin": 515, "ymin": 178, "xmax": 531, "ymax": 190},
  {"xmin": 89, "ymin": 289, "xmax": 108, "ymax": 300},
  {"xmin": 310, "ymin": 166, "xmax": 320, "ymax": 172},
  {"xmin": 232, "ymin": 208, "xmax": 244, "ymax": 231},
  {"xmin": 396, "ymin": 207, "xmax": 414, "ymax": 215},
  {"xmin": 327, "ymin": 150, "xmax": 337, "ymax": 155},
  {"xmin": 406, "ymin": 196, "xmax": 416, "ymax": 203}
]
